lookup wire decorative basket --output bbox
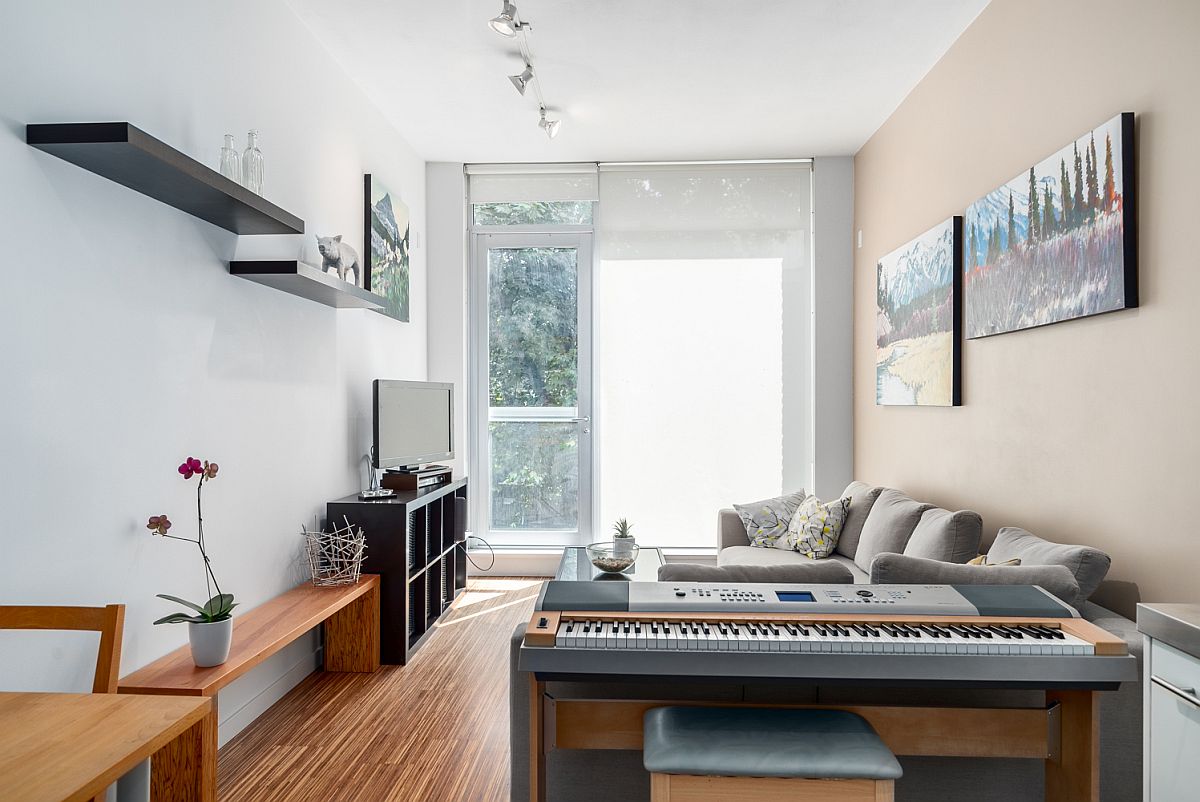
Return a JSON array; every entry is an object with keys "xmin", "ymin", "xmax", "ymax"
[{"xmin": 303, "ymin": 516, "xmax": 367, "ymax": 586}]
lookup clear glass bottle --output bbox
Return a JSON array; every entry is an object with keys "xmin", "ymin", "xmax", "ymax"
[
  {"xmin": 219, "ymin": 134, "xmax": 242, "ymax": 184},
  {"xmin": 242, "ymin": 129, "xmax": 264, "ymax": 194}
]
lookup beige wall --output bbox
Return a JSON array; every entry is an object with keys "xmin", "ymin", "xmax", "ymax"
[{"xmin": 853, "ymin": 0, "xmax": 1200, "ymax": 615}]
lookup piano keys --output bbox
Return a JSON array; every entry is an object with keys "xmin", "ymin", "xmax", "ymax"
[{"xmin": 550, "ymin": 617, "xmax": 1097, "ymax": 655}]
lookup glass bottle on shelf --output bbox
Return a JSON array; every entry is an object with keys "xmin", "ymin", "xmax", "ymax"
[
  {"xmin": 219, "ymin": 134, "xmax": 241, "ymax": 184},
  {"xmin": 242, "ymin": 129, "xmax": 264, "ymax": 195}
]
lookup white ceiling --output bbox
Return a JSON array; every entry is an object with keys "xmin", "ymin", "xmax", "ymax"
[{"xmin": 286, "ymin": 0, "xmax": 989, "ymax": 163}]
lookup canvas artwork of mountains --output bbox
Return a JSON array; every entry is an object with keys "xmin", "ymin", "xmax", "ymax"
[
  {"xmin": 965, "ymin": 112, "xmax": 1136, "ymax": 338},
  {"xmin": 876, "ymin": 217, "xmax": 961, "ymax": 406},
  {"xmin": 365, "ymin": 174, "xmax": 411, "ymax": 322}
]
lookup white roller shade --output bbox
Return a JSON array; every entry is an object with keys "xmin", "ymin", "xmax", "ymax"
[
  {"xmin": 597, "ymin": 162, "xmax": 810, "ymax": 260},
  {"xmin": 467, "ymin": 163, "xmax": 599, "ymax": 203}
]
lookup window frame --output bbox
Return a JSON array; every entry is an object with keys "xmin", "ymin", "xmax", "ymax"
[{"xmin": 468, "ymin": 210, "xmax": 599, "ymax": 548}]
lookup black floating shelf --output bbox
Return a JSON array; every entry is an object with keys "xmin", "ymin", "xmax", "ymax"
[
  {"xmin": 26, "ymin": 122, "xmax": 304, "ymax": 235},
  {"xmin": 229, "ymin": 261, "xmax": 385, "ymax": 310}
]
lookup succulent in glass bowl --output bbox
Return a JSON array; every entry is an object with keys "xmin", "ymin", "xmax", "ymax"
[{"xmin": 586, "ymin": 541, "xmax": 640, "ymax": 574}]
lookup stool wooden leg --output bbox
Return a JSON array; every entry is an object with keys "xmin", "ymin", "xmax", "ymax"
[
  {"xmin": 650, "ymin": 773, "xmax": 670, "ymax": 801},
  {"xmin": 875, "ymin": 779, "xmax": 895, "ymax": 802}
]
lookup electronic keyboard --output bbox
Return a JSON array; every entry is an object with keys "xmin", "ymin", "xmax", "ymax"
[{"xmin": 519, "ymin": 582, "xmax": 1137, "ymax": 686}]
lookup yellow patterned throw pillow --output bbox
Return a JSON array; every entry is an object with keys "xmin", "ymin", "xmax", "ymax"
[{"xmin": 781, "ymin": 496, "xmax": 852, "ymax": 558}]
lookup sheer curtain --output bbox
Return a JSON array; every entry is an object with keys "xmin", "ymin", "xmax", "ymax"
[{"xmin": 596, "ymin": 163, "xmax": 812, "ymax": 549}]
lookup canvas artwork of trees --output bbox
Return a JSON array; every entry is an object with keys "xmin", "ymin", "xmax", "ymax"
[
  {"xmin": 876, "ymin": 217, "xmax": 961, "ymax": 406},
  {"xmin": 964, "ymin": 113, "xmax": 1135, "ymax": 338}
]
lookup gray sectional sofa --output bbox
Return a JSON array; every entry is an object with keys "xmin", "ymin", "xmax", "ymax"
[{"xmin": 509, "ymin": 481, "xmax": 1143, "ymax": 801}]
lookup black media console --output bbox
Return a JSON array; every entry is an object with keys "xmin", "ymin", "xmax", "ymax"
[{"xmin": 327, "ymin": 477, "xmax": 468, "ymax": 665}]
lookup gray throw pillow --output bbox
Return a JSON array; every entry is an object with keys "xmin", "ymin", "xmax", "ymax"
[
  {"xmin": 834, "ymin": 482, "xmax": 883, "ymax": 560},
  {"xmin": 869, "ymin": 553, "xmax": 1081, "ymax": 605},
  {"xmin": 904, "ymin": 507, "xmax": 983, "ymax": 563},
  {"xmin": 987, "ymin": 527, "xmax": 1110, "ymax": 604},
  {"xmin": 733, "ymin": 490, "xmax": 807, "ymax": 548},
  {"xmin": 658, "ymin": 561, "xmax": 854, "ymax": 584},
  {"xmin": 853, "ymin": 489, "xmax": 933, "ymax": 574}
]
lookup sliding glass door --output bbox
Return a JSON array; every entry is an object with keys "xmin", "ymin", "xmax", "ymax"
[{"xmin": 470, "ymin": 232, "xmax": 594, "ymax": 546}]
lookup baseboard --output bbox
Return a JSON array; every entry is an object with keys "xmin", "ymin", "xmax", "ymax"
[
  {"xmin": 467, "ymin": 548, "xmax": 558, "ymax": 577},
  {"xmin": 215, "ymin": 629, "xmax": 322, "ymax": 748}
]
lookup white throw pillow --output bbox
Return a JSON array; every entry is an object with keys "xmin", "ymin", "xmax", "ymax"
[
  {"xmin": 735, "ymin": 490, "xmax": 808, "ymax": 548},
  {"xmin": 780, "ymin": 496, "xmax": 851, "ymax": 558}
]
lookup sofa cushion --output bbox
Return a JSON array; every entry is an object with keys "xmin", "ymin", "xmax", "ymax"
[
  {"xmin": 834, "ymin": 482, "xmax": 884, "ymax": 560},
  {"xmin": 853, "ymin": 489, "xmax": 933, "ymax": 574},
  {"xmin": 658, "ymin": 561, "xmax": 854, "ymax": 584},
  {"xmin": 904, "ymin": 507, "xmax": 983, "ymax": 563},
  {"xmin": 780, "ymin": 495, "xmax": 851, "ymax": 558},
  {"xmin": 987, "ymin": 526, "xmax": 1111, "ymax": 604},
  {"xmin": 718, "ymin": 546, "xmax": 869, "ymax": 583},
  {"xmin": 733, "ymin": 489, "xmax": 808, "ymax": 548},
  {"xmin": 869, "ymin": 553, "xmax": 1081, "ymax": 605}
]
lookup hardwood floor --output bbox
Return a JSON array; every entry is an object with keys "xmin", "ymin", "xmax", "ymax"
[{"xmin": 218, "ymin": 577, "xmax": 543, "ymax": 802}]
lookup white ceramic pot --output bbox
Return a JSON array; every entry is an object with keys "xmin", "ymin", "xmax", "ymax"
[
  {"xmin": 613, "ymin": 537, "xmax": 636, "ymax": 559},
  {"xmin": 188, "ymin": 618, "xmax": 233, "ymax": 667}
]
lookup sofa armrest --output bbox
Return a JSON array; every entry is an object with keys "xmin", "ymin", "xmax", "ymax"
[{"xmin": 718, "ymin": 508, "xmax": 750, "ymax": 550}]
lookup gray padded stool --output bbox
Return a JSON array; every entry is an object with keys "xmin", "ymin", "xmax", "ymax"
[{"xmin": 643, "ymin": 707, "xmax": 903, "ymax": 801}]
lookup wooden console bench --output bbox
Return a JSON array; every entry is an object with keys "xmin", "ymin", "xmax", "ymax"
[{"xmin": 119, "ymin": 574, "xmax": 380, "ymax": 707}]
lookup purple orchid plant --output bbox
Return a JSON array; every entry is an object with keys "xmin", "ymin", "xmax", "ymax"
[{"xmin": 147, "ymin": 457, "xmax": 237, "ymax": 625}]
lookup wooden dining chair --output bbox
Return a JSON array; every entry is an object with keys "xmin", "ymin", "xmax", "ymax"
[{"xmin": 0, "ymin": 604, "xmax": 126, "ymax": 693}]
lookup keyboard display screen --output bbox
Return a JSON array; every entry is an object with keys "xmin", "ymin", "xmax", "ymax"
[{"xmin": 775, "ymin": 591, "xmax": 816, "ymax": 602}]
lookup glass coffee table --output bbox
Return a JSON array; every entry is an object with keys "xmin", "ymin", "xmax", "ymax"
[{"xmin": 555, "ymin": 546, "xmax": 665, "ymax": 581}]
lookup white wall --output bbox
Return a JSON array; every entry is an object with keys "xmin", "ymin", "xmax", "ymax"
[
  {"xmin": 425, "ymin": 163, "xmax": 468, "ymax": 479},
  {"xmin": 0, "ymin": 0, "xmax": 427, "ymax": 744},
  {"xmin": 810, "ymin": 157, "xmax": 855, "ymax": 499}
]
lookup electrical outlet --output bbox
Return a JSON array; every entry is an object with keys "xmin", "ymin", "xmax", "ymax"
[{"xmin": 857, "ymin": 230, "xmax": 863, "ymax": 249}]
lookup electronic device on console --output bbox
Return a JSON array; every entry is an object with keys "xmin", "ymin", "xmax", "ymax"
[{"xmin": 535, "ymin": 581, "xmax": 1079, "ymax": 617}]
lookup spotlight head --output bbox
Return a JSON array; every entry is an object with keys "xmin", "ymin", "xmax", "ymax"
[
  {"xmin": 538, "ymin": 108, "xmax": 561, "ymax": 139},
  {"xmin": 509, "ymin": 65, "xmax": 534, "ymax": 95},
  {"xmin": 489, "ymin": 1, "xmax": 519, "ymax": 37}
]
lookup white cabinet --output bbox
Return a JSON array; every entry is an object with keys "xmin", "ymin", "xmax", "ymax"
[{"xmin": 1144, "ymin": 638, "xmax": 1200, "ymax": 801}]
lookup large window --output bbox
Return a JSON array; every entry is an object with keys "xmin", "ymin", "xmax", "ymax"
[{"xmin": 467, "ymin": 162, "xmax": 811, "ymax": 550}]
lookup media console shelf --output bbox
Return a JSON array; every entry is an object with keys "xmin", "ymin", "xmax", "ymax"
[
  {"xmin": 26, "ymin": 122, "xmax": 304, "ymax": 235},
  {"xmin": 328, "ymin": 478, "xmax": 468, "ymax": 665},
  {"xmin": 230, "ymin": 260, "xmax": 386, "ymax": 310}
]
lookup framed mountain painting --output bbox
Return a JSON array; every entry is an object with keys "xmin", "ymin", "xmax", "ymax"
[
  {"xmin": 964, "ymin": 112, "xmax": 1136, "ymax": 338},
  {"xmin": 876, "ymin": 216, "xmax": 962, "ymax": 406},
  {"xmin": 364, "ymin": 173, "xmax": 411, "ymax": 322}
]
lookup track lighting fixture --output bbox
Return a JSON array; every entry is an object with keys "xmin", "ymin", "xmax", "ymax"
[
  {"xmin": 487, "ymin": 3, "xmax": 562, "ymax": 141},
  {"xmin": 489, "ymin": 1, "xmax": 521, "ymax": 37},
  {"xmin": 538, "ymin": 107, "xmax": 561, "ymax": 139},
  {"xmin": 509, "ymin": 64, "xmax": 534, "ymax": 96}
]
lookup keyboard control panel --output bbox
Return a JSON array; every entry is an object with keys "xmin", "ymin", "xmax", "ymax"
[{"xmin": 630, "ymin": 583, "xmax": 979, "ymax": 616}]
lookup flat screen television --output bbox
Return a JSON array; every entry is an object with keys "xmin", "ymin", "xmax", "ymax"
[{"xmin": 372, "ymin": 380, "xmax": 454, "ymax": 470}]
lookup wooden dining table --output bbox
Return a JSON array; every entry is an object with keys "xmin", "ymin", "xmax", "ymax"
[{"xmin": 0, "ymin": 691, "xmax": 215, "ymax": 802}]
